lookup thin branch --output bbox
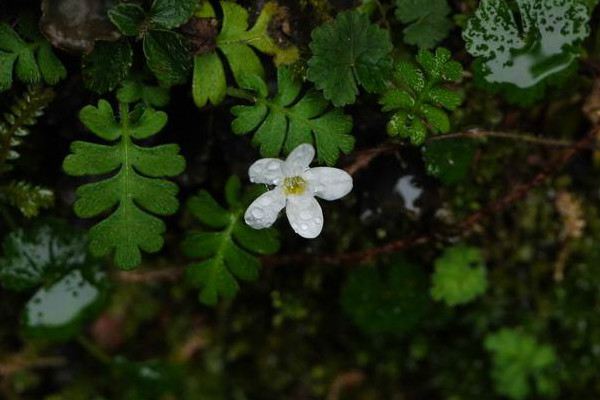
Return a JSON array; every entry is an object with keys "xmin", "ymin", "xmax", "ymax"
[
  {"xmin": 265, "ymin": 128, "xmax": 597, "ymax": 267},
  {"xmin": 0, "ymin": 355, "xmax": 66, "ymax": 377},
  {"xmin": 113, "ymin": 267, "xmax": 183, "ymax": 283},
  {"xmin": 429, "ymin": 129, "xmax": 577, "ymax": 147}
]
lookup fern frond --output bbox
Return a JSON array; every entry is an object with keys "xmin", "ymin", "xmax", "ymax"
[
  {"xmin": 0, "ymin": 86, "xmax": 55, "ymax": 173},
  {"xmin": 0, "ymin": 180, "xmax": 54, "ymax": 218}
]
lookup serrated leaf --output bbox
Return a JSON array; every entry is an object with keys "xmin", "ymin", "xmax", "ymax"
[
  {"xmin": 192, "ymin": 1, "xmax": 299, "ymax": 108},
  {"xmin": 231, "ymin": 68, "xmax": 354, "ymax": 165},
  {"xmin": 463, "ymin": 0, "xmax": 590, "ymax": 104},
  {"xmin": 82, "ymin": 40, "xmax": 133, "ymax": 94},
  {"xmin": 143, "ymin": 30, "xmax": 191, "ymax": 86},
  {"xmin": 63, "ymin": 100, "xmax": 186, "ymax": 270},
  {"xmin": 22, "ymin": 268, "xmax": 108, "ymax": 341},
  {"xmin": 149, "ymin": 0, "xmax": 197, "ymax": 29},
  {"xmin": 485, "ymin": 329, "xmax": 558, "ymax": 400},
  {"xmin": 0, "ymin": 22, "xmax": 66, "ymax": 92},
  {"xmin": 380, "ymin": 48, "xmax": 463, "ymax": 144},
  {"xmin": 430, "ymin": 245, "xmax": 487, "ymax": 306},
  {"xmin": 341, "ymin": 258, "xmax": 429, "ymax": 335},
  {"xmin": 183, "ymin": 176, "xmax": 280, "ymax": 305},
  {"xmin": 307, "ymin": 10, "xmax": 393, "ymax": 107},
  {"xmin": 395, "ymin": 0, "xmax": 453, "ymax": 48},
  {"xmin": 0, "ymin": 221, "xmax": 88, "ymax": 291},
  {"xmin": 108, "ymin": 3, "xmax": 147, "ymax": 36}
]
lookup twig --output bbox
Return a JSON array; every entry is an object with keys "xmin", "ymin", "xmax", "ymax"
[
  {"xmin": 113, "ymin": 267, "xmax": 183, "ymax": 283},
  {"xmin": 265, "ymin": 128, "xmax": 597, "ymax": 267},
  {"xmin": 326, "ymin": 370, "xmax": 365, "ymax": 400},
  {"xmin": 0, "ymin": 355, "xmax": 66, "ymax": 377},
  {"xmin": 429, "ymin": 129, "xmax": 577, "ymax": 148},
  {"xmin": 344, "ymin": 142, "xmax": 400, "ymax": 175}
]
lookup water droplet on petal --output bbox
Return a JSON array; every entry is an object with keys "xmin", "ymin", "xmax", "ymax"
[
  {"xmin": 300, "ymin": 223, "xmax": 309, "ymax": 230},
  {"xmin": 252, "ymin": 208, "xmax": 265, "ymax": 219},
  {"xmin": 300, "ymin": 210, "xmax": 312, "ymax": 220},
  {"xmin": 268, "ymin": 161, "xmax": 280, "ymax": 171}
]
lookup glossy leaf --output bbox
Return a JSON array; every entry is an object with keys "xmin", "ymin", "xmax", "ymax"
[
  {"xmin": 0, "ymin": 221, "xmax": 88, "ymax": 291},
  {"xmin": 22, "ymin": 269, "xmax": 108, "ymax": 341},
  {"xmin": 82, "ymin": 40, "xmax": 133, "ymax": 94},
  {"xmin": 463, "ymin": 0, "xmax": 590, "ymax": 104}
]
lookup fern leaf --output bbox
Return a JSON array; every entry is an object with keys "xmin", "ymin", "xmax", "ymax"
[
  {"xmin": 0, "ymin": 86, "xmax": 55, "ymax": 173},
  {"xmin": 0, "ymin": 22, "xmax": 66, "ymax": 91},
  {"xmin": 0, "ymin": 180, "xmax": 54, "ymax": 218},
  {"xmin": 63, "ymin": 100, "xmax": 186, "ymax": 269},
  {"xmin": 231, "ymin": 68, "xmax": 354, "ymax": 165},
  {"xmin": 182, "ymin": 176, "xmax": 280, "ymax": 305},
  {"xmin": 192, "ymin": 1, "xmax": 299, "ymax": 108}
]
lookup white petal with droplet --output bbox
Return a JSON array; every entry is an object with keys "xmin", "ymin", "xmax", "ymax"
[
  {"xmin": 248, "ymin": 158, "xmax": 285, "ymax": 185},
  {"xmin": 244, "ymin": 188, "xmax": 286, "ymax": 229},
  {"xmin": 284, "ymin": 143, "xmax": 315, "ymax": 176},
  {"xmin": 285, "ymin": 194, "xmax": 323, "ymax": 239},
  {"xmin": 304, "ymin": 167, "xmax": 353, "ymax": 201}
]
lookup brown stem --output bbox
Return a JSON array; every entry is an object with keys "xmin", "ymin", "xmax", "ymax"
[{"xmin": 429, "ymin": 129, "xmax": 577, "ymax": 148}]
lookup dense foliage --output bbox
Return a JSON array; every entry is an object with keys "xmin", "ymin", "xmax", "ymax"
[{"xmin": 2, "ymin": 0, "xmax": 600, "ymax": 399}]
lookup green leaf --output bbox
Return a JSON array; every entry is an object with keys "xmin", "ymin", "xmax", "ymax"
[
  {"xmin": 430, "ymin": 245, "xmax": 487, "ymax": 306},
  {"xmin": 485, "ymin": 329, "xmax": 558, "ymax": 400},
  {"xmin": 63, "ymin": 100, "xmax": 186, "ymax": 270},
  {"xmin": 149, "ymin": 0, "xmax": 197, "ymax": 29},
  {"xmin": 0, "ymin": 221, "xmax": 88, "ymax": 291},
  {"xmin": 143, "ymin": 30, "xmax": 191, "ymax": 86},
  {"xmin": 307, "ymin": 10, "xmax": 393, "ymax": 107},
  {"xmin": 0, "ymin": 180, "xmax": 54, "ymax": 218},
  {"xmin": 341, "ymin": 258, "xmax": 429, "ymax": 335},
  {"xmin": 395, "ymin": 0, "xmax": 453, "ymax": 48},
  {"xmin": 422, "ymin": 139, "xmax": 474, "ymax": 184},
  {"xmin": 231, "ymin": 68, "xmax": 354, "ymax": 165},
  {"xmin": 108, "ymin": 3, "xmax": 147, "ymax": 36},
  {"xmin": 0, "ymin": 22, "xmax": 66, "ymax": 91},
  {"xmin": 117, "ymin": 73, "xmax": 170, "ymax": 108},
  {"xmin": 0, "ymin": 87, "xmax": 55, "ymax": 173},
  {"xmin": 182, "ymin": 176, "xmax": 280, "ymax": 305},
  {"xmin": 22, "ymin": 268, "xmax": 108, "ymax": 341},
  {"xmin": 192, "ymin": 1, "xmax": 300, "ymax": 108},
  {"xmin": 380, "ymin": 48, "xmax": 463, "ymax": 144},
  {"xmin": 463, "ymin": 0, "xmax": 590, "ymax": 104},
  {"xmin": 82, "ymin": 40, "xmax": 133, "ymax": 94}
]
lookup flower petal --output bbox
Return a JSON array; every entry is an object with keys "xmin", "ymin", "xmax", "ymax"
[
  {"xmin": 244, "ymin": 188, "xmax": 286, "ymax": 229},
  {"xmin": 284, "ymin": 143, "xmax": 315, "ymax": 176},
  {"xmin": 304, "ymin": 167, "xmax": 353, "ymax": 200},
  {"xmin": 286, "ymin": 194, "xmax": 323, "ymax": 239},
  {"xmin": 248, "ymin": 158, "xmax": 285, "ymax": 185}
]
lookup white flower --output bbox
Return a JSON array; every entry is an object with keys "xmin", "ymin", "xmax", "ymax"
[{"xmin": 244, "ymin": 144, "xmax": 353, "ymax": 239}]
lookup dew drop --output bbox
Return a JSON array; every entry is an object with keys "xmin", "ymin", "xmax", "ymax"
[
  {"xmin": 252, "ymin": 208, "xmax": 265, "ymax": 219},
  {"xmin": 300, "ymin": 210, "xmax": 312, "ymax": 220}
]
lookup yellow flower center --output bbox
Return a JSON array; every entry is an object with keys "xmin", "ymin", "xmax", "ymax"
[{"xmin": 283, "ymin": 176, "xmax": 307, "ymax": 195}]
